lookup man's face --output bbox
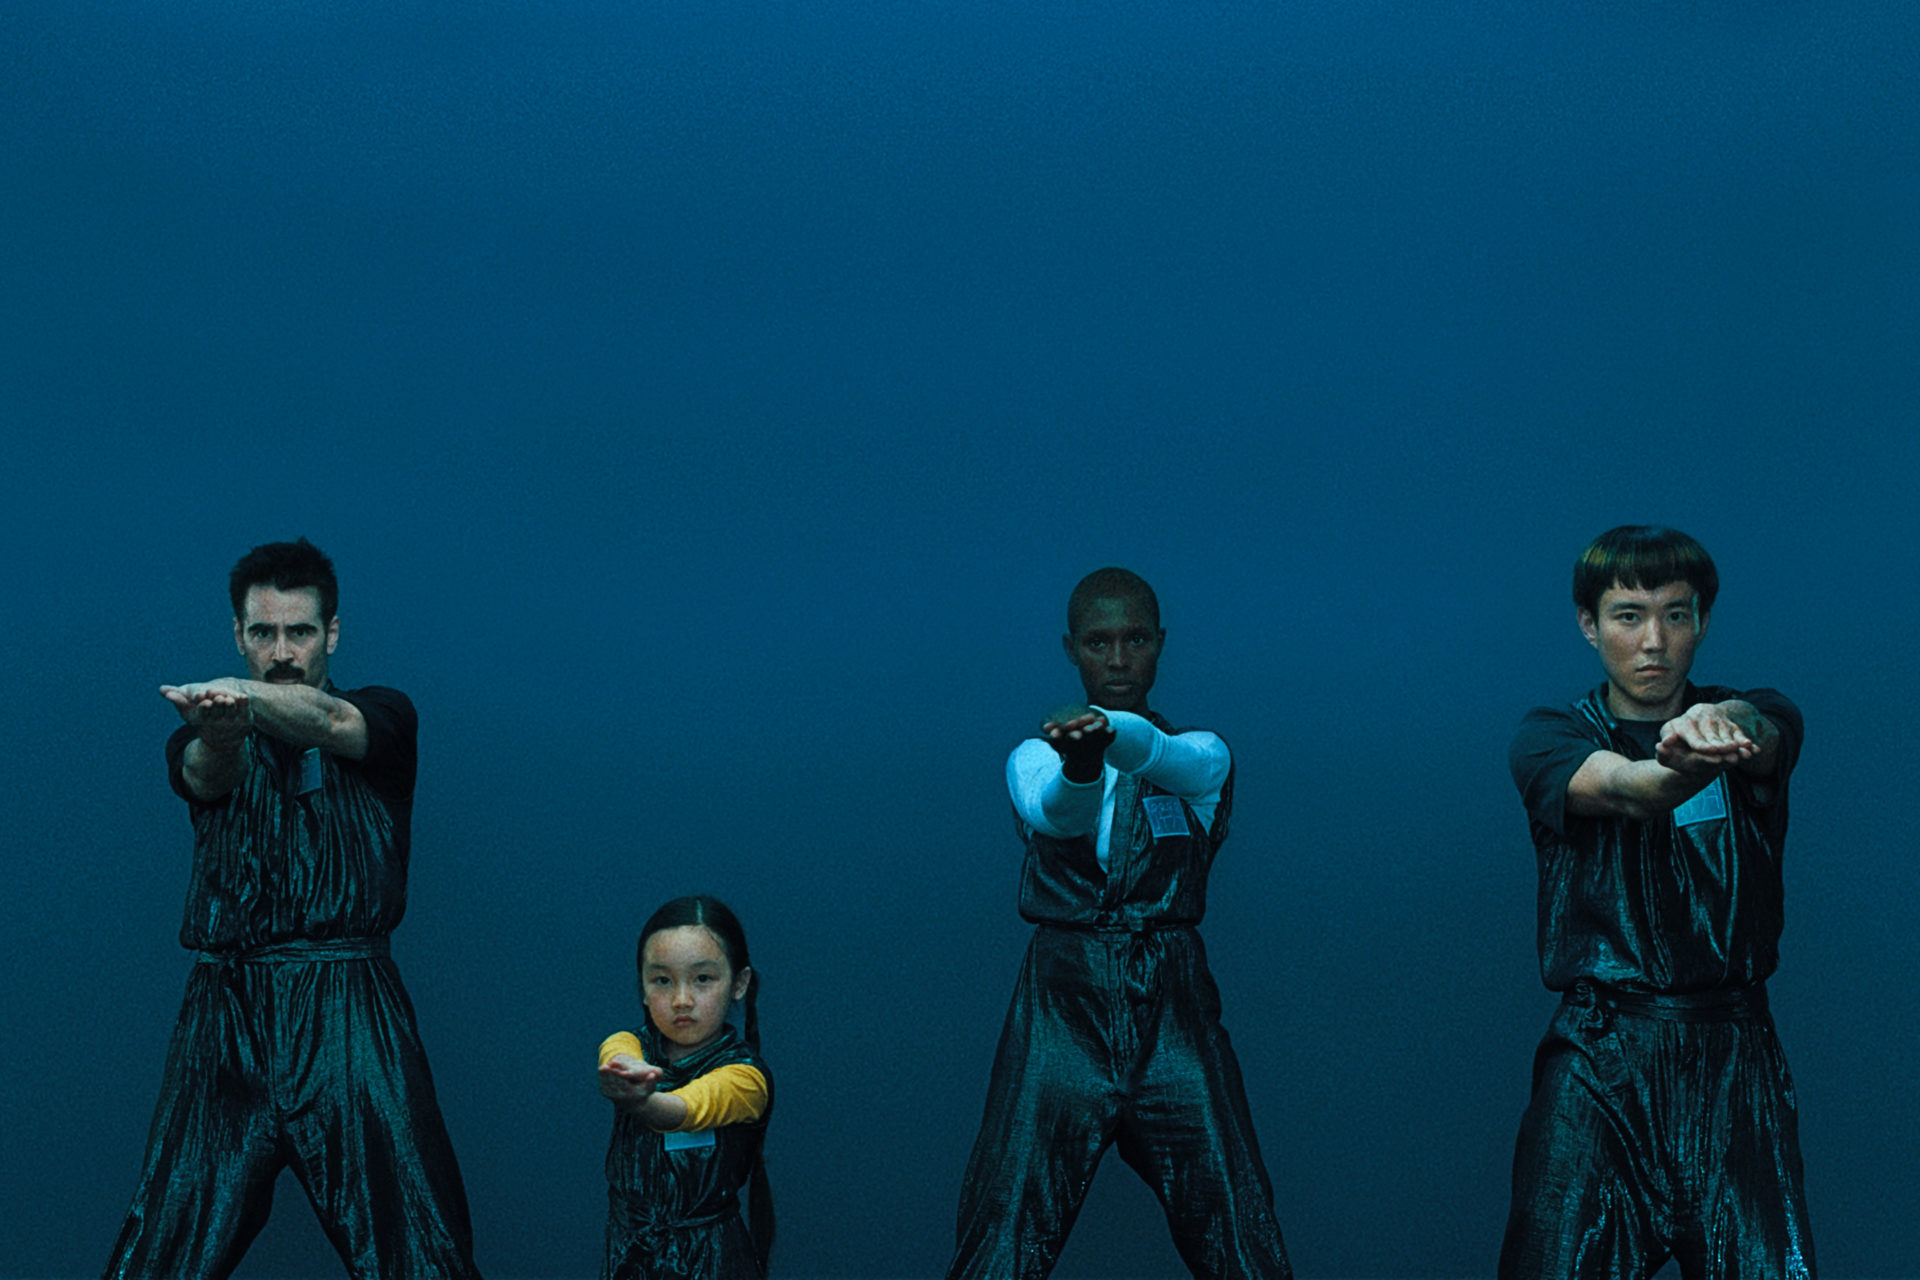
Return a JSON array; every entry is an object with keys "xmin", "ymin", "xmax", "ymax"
[
  {"xmin": 1579, "ymin": 579, "xmax": 1708, "ymax": 720},
  {"xmin": 1063, "ymin": 595, "xmax": 1164, "ymax": 714},
  {"xmin": 235, "ymin": 585, "xmax": 338, "ymax": 688}
]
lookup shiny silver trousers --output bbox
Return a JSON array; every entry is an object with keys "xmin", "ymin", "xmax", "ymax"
[{"xmin": 1500, "ymin": 984, "xmax": 1814, "ymax": 1280}]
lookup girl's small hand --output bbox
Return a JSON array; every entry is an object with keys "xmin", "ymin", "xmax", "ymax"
[{"xmin": 598, "ymin": 1055, "xmax": 664, "ymax": 1107}]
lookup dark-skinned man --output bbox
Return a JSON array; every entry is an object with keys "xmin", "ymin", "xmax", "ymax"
[
  {"xmin": 106, "ymin": 538, "xmax": 482, "ymax": 1280},
  {"xmin": 1502, "ymin": 526, "xmax": 1814, "ymax": 1279},
  {"xmin": 946, "ymin": 567, "xmax": 1292, "ymax": 1280}
]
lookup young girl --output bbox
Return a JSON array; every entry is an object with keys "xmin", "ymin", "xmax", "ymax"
[{"xmin": 597, "ymin": 895, "xmax": 774, "ymax": 1279}]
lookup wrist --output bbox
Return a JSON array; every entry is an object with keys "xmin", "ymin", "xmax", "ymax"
[{"xmin": 1061, "ymin": 754, "xmax": 1105, "ymax": 785}]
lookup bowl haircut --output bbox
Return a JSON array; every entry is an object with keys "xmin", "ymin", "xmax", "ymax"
[{"xmin": 1573, "ymin": 526, "xmax": 1719, "ymax": 618}]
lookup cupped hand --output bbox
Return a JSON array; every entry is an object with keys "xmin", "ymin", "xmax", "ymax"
[
  {"xmin": 598, "ymin": 1054, "xmax": 664, "ymax": 1107},
  {"xmin": 161, "ymin": 683, "xmax": 253, "ymax": 751},
  {"xmin": 1656, "ymin": 703, "xmax": 1755, "ymax": 774}
]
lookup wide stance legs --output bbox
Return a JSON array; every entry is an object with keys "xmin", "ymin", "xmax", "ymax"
[
  {"xmin": 106, "ymin": 955, "xmax": 481, "ymax": 1280},
  {"xmin": 1499, "ymin": 993, "xmax": 1814, "ymax": 1280},
  {"xmin": 948, "ymin": 927, "xmax": 1290, "ymax": 1280}
]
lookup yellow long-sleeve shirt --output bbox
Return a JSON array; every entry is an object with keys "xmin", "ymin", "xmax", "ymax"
[{"xmin": 597, "ymin": 1032, "xmax": 769, "ymax": 1132}]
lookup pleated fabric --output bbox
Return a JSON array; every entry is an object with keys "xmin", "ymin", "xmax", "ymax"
[
  {"xmin": 104, "ymin": 944, "xmax": 480, "ymax": 1279},
  {"xmin": 950, "ymin": 923, "xmax": 1289, "ymax": 1280},
  {"xmin": 106, "ymin": 693, "xmax": 480, "ymax": 1280},
  {"xmin": 949, "ymin": 718, "xmax": 1290, "ymax": 1280},
  {"xmin": 602, "ymin": 1025, "xmax": 772, "ymax": 1280},
  {"xmin": 1499, "ymin": 985, "xmax": 1814, "ymax": 1280},
  {"xmin": 1502, "ymin": 684, "xmax": 1815, "ymax": 1278}
]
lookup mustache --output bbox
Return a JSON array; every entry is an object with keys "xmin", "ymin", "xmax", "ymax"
[{"xmin": 264, "ymin": 662, "xmax": 305, "ymax": 681}]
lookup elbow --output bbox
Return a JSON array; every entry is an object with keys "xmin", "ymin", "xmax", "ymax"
[{"xmin": 325, "ymin": 703, "xmax": 371, "ymax": 759}]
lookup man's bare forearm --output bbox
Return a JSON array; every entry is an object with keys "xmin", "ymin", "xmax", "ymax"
[
  {"xmin": 1718, "ymin": 700, "xmax": 1783, "ymax": 778},
  {"xmin": 230, "ymin": 681, "xmax": 368, "ymax": 758},
  {"xmin": 181, "ymin": 737, "xmax": 248, "ymax": 800},
  {"xmin": 1567, "ymin": 751, "xmax": 1720, "ymax": 822}
]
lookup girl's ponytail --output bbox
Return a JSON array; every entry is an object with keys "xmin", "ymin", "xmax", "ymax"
[{"xmin": 747, "ymin": 1141, "xmax": 775, "ymax": 1269}]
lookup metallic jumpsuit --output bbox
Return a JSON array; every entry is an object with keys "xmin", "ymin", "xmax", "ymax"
[
  {"xmin": 1502, "ymin": 683, "xmax": 1814, "ymax": 1280},
  {"xmin": 105, "ymin": 687, "xmax": 481, "ymax": 1280},
  {"xmin": 602, "ymin": 1024, "xmax": 772, "ymax": 1280},
  {"xmin": 948, "ymin": 716, "xmax": 1291, "ymax": 1280}
]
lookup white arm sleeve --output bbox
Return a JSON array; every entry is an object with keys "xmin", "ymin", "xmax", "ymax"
[
  {"xmin": 1007, "ymin": 739, "xmax": 1105, "ymax": 838},
  {"xmin": 1098, "ymin": 710, "xmax": 1231, "ymax": 802}
]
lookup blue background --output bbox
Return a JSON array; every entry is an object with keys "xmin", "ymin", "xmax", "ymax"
[{"xmin": 3, "ymin": 1, "xmax": 1914, "ymax": 1276}]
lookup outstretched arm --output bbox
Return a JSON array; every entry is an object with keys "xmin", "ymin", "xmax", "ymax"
[
  {"xmin": 163, "ymin": 679, "xmax": 368, "ymax": 756},
  {"xmin": 1567, "ymin": 699, "xmax": 1782, "ymax": 822},
  {"xmin": 1009, "ymin": 708, "xmax": 1113, "ymax": 837},
  {"xmin": 1009, "ymin": 705, "xmax": 1231, "ymax": 835},
  {"xmin": 1100, "ymin": 710, "xmax": 1230, "ymax": 801},
  {"xmin": 161, "ymin": 685, "xmax": 253, "ymax": 800},
  {"xmin": 1042, "ymin": 706, "xmax": 1115, "ymax": 782},
  {"xmin": 597, "ymin": 1053, "xmax": 768, "ymax": 1131},
  {"xmin": 598, "ymin": 1054, "xmax": 689, "ymax": 1129},
  {"xmin": 1657, "ymin": 699, "xmax": 1782, "ymax": 780}
]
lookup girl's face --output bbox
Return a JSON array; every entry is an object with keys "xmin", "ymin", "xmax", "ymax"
[{"xmin": 641, "ymin": 925, "xmax": 751, "ymax": 1061}]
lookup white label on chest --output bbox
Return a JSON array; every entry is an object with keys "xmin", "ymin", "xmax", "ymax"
[
  {"xmin": 663, "ymin": 1127, "xmax": 716, "ymax": 1152},
  {"xmin": 1672, "ymin": 776, "xmax": 1729, "ymax": 827},
  {"xmin": 1142, "ymin": 794, "xmax": 1188, "ymax": 838}
]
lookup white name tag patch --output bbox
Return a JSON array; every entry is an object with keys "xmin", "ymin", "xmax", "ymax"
[
  {"xmin": 1673, "ymin": 776, "xmax": 1728, "ymax": 827},
  {"xmin": 1142, "ymin": 794, "xmax": 1189, "ymax": 838},
  {"xmin": 663, "ymin": 1128, "xmax": 716, "ymax": 1152}
]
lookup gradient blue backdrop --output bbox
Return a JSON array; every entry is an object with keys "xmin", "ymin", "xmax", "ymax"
[{"xmin": 3, "ymin": 1, "xmax": 1914, "ymax": 1276}]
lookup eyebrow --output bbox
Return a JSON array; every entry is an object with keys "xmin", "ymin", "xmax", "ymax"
[{"xmin": 1605, "ymin": 596, "xmax": 1695, "ymax": 613}]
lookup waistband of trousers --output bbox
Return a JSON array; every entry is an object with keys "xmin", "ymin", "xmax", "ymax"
[
  {"xmin": 1037, "ymin": 917, "xmax": 1196, "ymax": 935},
  {"xmin": 1567, "ymin": 978, "xmax": 1768, "ymax": 1022},
  {"xmin": 196, "ymin": 936, "xmax": 391, "ymax": 965}
]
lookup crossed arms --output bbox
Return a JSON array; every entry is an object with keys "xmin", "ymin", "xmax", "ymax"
[
  {"xmin": 1567, "ymin": 699, "xmax": 1785, "ymax": 823},
  {"xmin": 161, "ymin": 679, "xmax": 369, "ymax": 800},
  {"xmin": 1009, "ymin": 706, "xmax": 1230, "ymax": 839}
]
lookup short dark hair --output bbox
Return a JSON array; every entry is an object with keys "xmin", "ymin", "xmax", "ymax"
[
  {"xmin": 1573, "ymin": 526, "xmax": 1718, "ymax": 617},
  {"xmin": 1067, "ymin": 567, "xmax": 1160, "ymax": 634},
  {"xmin": 635, "ymin": 894, "xmax": 772, "ymax": 1267},
  {"xmin": 229, "ymin": 538, "xmax": 339, "ymax": 622}
]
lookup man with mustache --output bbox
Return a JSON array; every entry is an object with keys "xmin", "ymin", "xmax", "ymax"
[
  {"xmin": 106, "ymin": 538, "xmax": 483, "ymax": 1279},
  {"xmin": 946, "ymin": 567, "xmax": 1291, "ymax": 1280},
  {"xmin": 1502, "ymin": 526, "xmax": 1814, "ymax": 1279}
]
